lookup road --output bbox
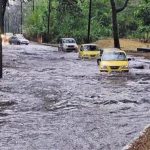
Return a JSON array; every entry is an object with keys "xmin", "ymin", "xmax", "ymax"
[{"xmin": 0, "ymin": 43, "xmax": 150, "ymax": 150}]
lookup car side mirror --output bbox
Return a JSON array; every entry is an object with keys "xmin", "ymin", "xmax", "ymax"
[
  {"xmin": 97, "ymin": 58, "xmax": 101, "ymax": 65},
  {"xmin": 100, "ymin": 49, "xmax": 103, "ymax": 54},
  {"xmin": 128, "ymin": 58, "xmax": 131, "ymax": 61}
]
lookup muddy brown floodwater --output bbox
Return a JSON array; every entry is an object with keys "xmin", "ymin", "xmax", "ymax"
[{"xmin": 0, "ymin": 43, "xmax": 150, "ymax": 150}]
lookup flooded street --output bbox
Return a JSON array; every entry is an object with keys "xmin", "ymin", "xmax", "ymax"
[{"xmin": 0, "ymin": 43, "xmax": 150, "ymax": 150}]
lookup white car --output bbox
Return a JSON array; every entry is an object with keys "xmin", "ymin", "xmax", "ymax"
[{"xmin": 58, "ymin": 38, "xmax": 78, "ymax": 52}]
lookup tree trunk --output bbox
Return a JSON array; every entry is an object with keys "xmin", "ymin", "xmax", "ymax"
[
  {"xmin": 110, "ymin": 0, "xmax": 129, "ymax": 48},
  {"xmin": 0, "ymin": 4, "xmax": 3, "ymax": 78},
  {"xmin": 110, "ymin": 0, "xmax": 120, "ymax": 48},
  {"xmin": 0, "ymin": 0, "xmax": 8, "ymax": 78}
]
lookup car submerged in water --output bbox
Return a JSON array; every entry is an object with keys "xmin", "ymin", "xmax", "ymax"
[
  {"xmin": 97, "ymin": 48, "xmax": 131, "ymax": 72},
  {"xmin": 78, "ymin": 44, "xmax": 101, "ymax": 59},
  {"xmin": 58, "ymin": 38, "xmax": 78, "ymax": 52}
]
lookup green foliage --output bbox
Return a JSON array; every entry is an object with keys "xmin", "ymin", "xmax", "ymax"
[
  {"xmin": 24, "ymin": 0, "xmax": 47, "ymax": 36},
  {"xmin": 23, "ymin": 0, "xmax": 150, "ymax": 43},
  {"xmin": 133, "ymin": 1, "xmax": 150, "ymax": 41}
]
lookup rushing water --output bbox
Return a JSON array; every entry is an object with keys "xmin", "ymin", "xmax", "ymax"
[{"xmin": 0, "ymin": 44, "xmax": 150, "ymax": 150}]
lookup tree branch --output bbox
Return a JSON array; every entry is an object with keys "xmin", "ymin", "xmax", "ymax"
[{"xmin": 116, "ymin": 0, "xmax": 129, "ymax": 13}]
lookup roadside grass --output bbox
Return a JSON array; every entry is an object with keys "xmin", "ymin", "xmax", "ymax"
[{"xmin": 95, "ymin": 39, "xmax": 150, "ymax": 59}]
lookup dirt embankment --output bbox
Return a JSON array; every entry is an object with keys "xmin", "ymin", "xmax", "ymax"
[
  {"xmin": 95, "ymin": 39, "xmax": 150, "ymax": 59},
  {"xmin": 124, "ymin": 126, "xmax": 150, "ymax": 150}
]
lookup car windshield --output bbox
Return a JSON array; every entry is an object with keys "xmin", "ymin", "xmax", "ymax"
[
  {"xmin": 83, "ymin": 45, "xmax": 98, "ymax": 51},
  {"xmin": 102, "ymin": 52, "xmax": 127, "ymax": 61},
  {"xmin": 63, "ymin": 39, "xmax": 76, "ymax": 43}
]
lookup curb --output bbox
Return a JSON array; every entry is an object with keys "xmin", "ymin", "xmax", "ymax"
[{"xmin": 137, "ymin": 48, "xmax": 150, "ymax": 52}]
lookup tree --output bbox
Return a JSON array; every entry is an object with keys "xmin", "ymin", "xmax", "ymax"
[
  {"xmin": 135, "ymin": 0, "xmax": 150, "ymax": 42},
  {"xmin": 110, "ymin": 0, "xmax": 129, "ymax": 48},
  {"xmin": 23, "ymin": 0, "xmax": 148, "ymax": 44},
  {"xmin": 0, "ymin": 0, "xmax": 8, "ymax": 78}
]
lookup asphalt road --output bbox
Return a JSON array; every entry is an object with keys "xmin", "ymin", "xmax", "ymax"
[{"xmin": 0, "ymin": 43, "xmax": 150, "ymax": 150}]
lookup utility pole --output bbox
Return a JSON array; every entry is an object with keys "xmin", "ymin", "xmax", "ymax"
[
  {"xmin": 7, "ymin": 7, "xmax": 10, "ymax": 32},
  {"xmin": 0, "ymin": 0, "xmax": 8, "ymax": 78},
  {"xmin": 20, "ymin": 0, "xmax": 23, "ymax": 33},
  {"xmin": 33, "ymin": 0, "xmax": 34, "ymax": 12},
  {"xmin": 87, "ymin": 0, "xmax": 92, "ymax": 43},
  {"xmin": 0, "ymin": 3, "xmax": 3, "ymax": 79},
  {"xmin": 47, "ymin": 0, "xmax": 50, "ymax": 36}
]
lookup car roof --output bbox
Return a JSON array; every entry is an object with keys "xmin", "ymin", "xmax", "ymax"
[{"xmin": 103, "ymin": 49, "xmax": 126, "ymax": 54}]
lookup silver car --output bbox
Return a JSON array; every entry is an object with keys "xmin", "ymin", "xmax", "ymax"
[
  {"xmin": 9, "ymin": 35, "xmax": 29, "ymax": 45},
  {"xmin": 58, "ymin": 38, "xmax": 78, "ymax": 52}
]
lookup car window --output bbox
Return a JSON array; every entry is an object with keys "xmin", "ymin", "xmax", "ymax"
[
  {"xmin": 102, "ymin": 52, "xmax": 127, "ymax": 61},
  {"xmin": 63, "ymin": 39, "xmax": 76, "ymax": 43},
  {"xmin": 83, "ymin": 45, "xmax": 98, "ymax": 51},
  {"xmin": 12, "ymin": 37, "xmax": 16, "ymax": 39}
]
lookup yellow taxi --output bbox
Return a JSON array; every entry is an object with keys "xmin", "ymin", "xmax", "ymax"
[
  {"xmin": 78, "ymin": 44, "xmax": 101, "ymax": 59},
  {"xmin": 97, "ymin": 48, "xmax": 131, "ymax": 72}
]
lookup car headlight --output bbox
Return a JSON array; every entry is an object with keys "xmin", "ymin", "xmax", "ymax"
[
  {"xmin": 122, "ymin": 66, "xmax": 128, "ymax": 69},
  {"xmin": 101, "ymin": 65, "xmax": 107, "ymax": 69},
  {"xmin": 63, "ymin": 45, "xmax": 68, "ymax": 48},
  {"xmin": 83, "ymin": 54, "xmax": 88, "ymax": 57}
]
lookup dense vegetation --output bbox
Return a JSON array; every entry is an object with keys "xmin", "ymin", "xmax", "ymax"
[{"xmin": 22, "ymin": 0, "xmax": 149, "ymax": 43}]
